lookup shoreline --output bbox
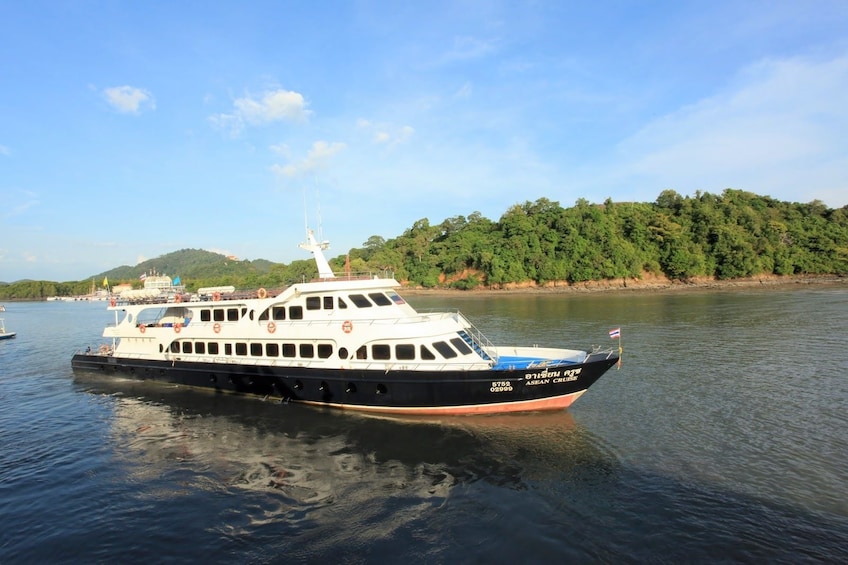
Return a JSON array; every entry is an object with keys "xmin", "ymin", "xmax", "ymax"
[{"xmin": 399, "ymin": 274, "xmax": 847, "ymax": 296}]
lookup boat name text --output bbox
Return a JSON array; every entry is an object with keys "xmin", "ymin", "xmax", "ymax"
[{"xmin": 525, "ymin": 367, "xmax": 581, "ymax": 386}]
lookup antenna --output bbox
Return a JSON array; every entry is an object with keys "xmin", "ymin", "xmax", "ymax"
[{"xmin": 309, "ymin": 171, "xmax": 324, "ymax": 241}]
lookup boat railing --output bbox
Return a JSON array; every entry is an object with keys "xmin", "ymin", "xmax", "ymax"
[
  {"xmin": 304, "ymin": 269, "xmax": 395, "ymax": 283},
  {"xmin": 418, "ymin": 309, "xmax": 498, "ymax": 364}
]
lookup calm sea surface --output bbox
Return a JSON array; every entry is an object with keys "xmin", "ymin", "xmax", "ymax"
[{"xmin": 1, "ymin": 286, "xmax": 847, "ymax": 563}]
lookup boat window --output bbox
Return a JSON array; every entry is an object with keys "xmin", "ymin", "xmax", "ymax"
[
  {"xmin": 213, "ymin": 309, "xmax": 225, "ymax": 322},
  {"xmin": 372, "ymin": 344, "xmax": 390, "ymax": 360},
  {"xmin": 196, "ymin": 342, "xmax": 206, "ymax": 354},
  {"xmin": 395, "ymin": 344, "xmax": 415, "ymax": 360},
  {"xmin": 282, "ymin": 343, "xmax": 296, "ymax": 358},
  {"xmin": 235, "ymin": 343, "xmax": 248, "ymax": 356},
  {"xmin": 450, "ymin": 337, "xmax": 473, "ymax": 355},
  {"xmin": 306, "ymin": 296, "xmax": 321, "ymax": 310},
  {"xmin": 289, "ymin": 306, "xmax": 303, "ymax": 320},
  {"xmin": 323, "ymin": 296, "xmax": 334, "ymax": 309},
  {"xmin": 259, "ymin": 308, "xmax": 269, "ymax": 321},
  {"xmin": 339, "ymin": 347, "xmax": 349, "ymax": 359},
  {"xmin": 227, "ymin": 308, "xmax": 239, "ymax": 321},
  {"xmin": 420, "ymin": 345, "xmax": 436, "ymax": 360},
  {"xmin": 208, "ymin": 342, "xmax": 219, "ymax": 355},
  {"xmin": 170, "ymin": 342, "xmax": 179, "ymax": 353},
  {"xmin": 201, "ymin": 309, "xmax": 212, "ymax": 322},
  {"xmin": 266, "ymin": 343, "xmax": 279, "ymax": 357},
  {"xmin": 356, "ymin": 345, "xmax": 367, "ymax": 359},
  {"xmin": 182, "ymin": 342, "xmax": 193, "ymax": 354},
  {"xmin": 339, "ymin": 298, "xmax": 348, "ymax": 309},
  {"xmin": 432, "ymin": 341, "xmax": 457, "ymax": 359},
  {"xmin": 300, "ymin": 343, "xmax": 314, "ymax": 358},
  {"xmin": 272, "ymin": 306, "xmax": 286, "ymax": 320},
  {"xmin": 369, "ymin": 292, "xmax": 392, "ymax": 306},
  {"xmin": 225, "ymin": 343, "xmax": 233, "ymax": 355},
  {"xmin": 317, "ymin": 344, "xmax": 333, "ymax": 359},
  {"xmin": 348, "ymin": 294, "xmax": 372, "ymax": 308},
  {"xmin": 241, "ymin": 307, "xmax": 247, "ymax": 318},
  {"xmin": 251, "ymin": 343, "xmax": 263, "ymax": 356},
  {"xmin": 387, "ymin": 291, "xmax": 406, "ymax": 305},
  {"xmin": 248, "ymin": 310, "xmax": 254, "ymax": 321}
]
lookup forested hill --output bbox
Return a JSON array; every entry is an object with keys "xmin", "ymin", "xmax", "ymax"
[
  {"xmin": 1, "ymin": 189, "xmax": 847, "ymax": 299},
  {"xmin": 97, "ymin": 249, "xmax": 275, "ymax": 282},
  {"xmin": 349, "ymin": 189, "xmax": 847, "ymax": 289}
]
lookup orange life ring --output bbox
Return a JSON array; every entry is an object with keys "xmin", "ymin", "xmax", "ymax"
[
  {"xmin": 139, "ymin": 325, "xmax": 146, "ymax": 333},
  {"xmin": 174, "ymin": 294, "xmax": 182, "ymax": 303},
  {"xmin": 213, "ymin": 292, "xmax": 221, "ymax": 301},
  {"xmin": 174, "ymin": 323, "xmax": 182, "ymax": 333},
  {"xmin": 109, "ymin": 298, "xmax": 116, "ymax": 307},
  {"xmin": 213, "ymin": 322, "xmax": 221, "ymax": 333},
  {"xmin": 267, "ymin": 321, "xmax": 276, "ymax": 334},
  {"xmin": 342, "ymin": 320, "xmax": 353, "ymax": 333},
  {"xmin": 258, "ymin": 287, "xmax": 267, "ymax": 299}
]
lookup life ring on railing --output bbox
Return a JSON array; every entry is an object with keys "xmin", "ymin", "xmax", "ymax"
[
  {"xmin": 109, "ymin": 298, "xmax": 116, "ymax": 307},
  {"xmin": 139, "ymin": 325, "xmax": 146, "ymax": 333},
  {"xmin": 174, "ymin": 294, "xmax": 182, "ymax": 303},
  {"xmin": 342, "ymin": 320, "xmax": 353, "ymax": 333},
  {"xmin": 212, "ymin": 291, "xmax": 221, "ymax": 301},
  {"xmin": 213, "ymin": 322, "xmax": 221, "ymax": 334},
  {"xmin": 174, "ymin": 323, "xmax": 182, "ymax": 333},
  {"xmin": 258, "ymin": 287, "xmax": 267, "ymax": 299},
  {"xmin": 267, "ymin": 321, "xmax": 276, "ymax": 334}
]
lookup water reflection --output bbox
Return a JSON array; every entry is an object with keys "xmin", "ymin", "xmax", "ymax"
[{"xmin": 73, "ymin": 371, "xmax": 620, "ymax": 553}]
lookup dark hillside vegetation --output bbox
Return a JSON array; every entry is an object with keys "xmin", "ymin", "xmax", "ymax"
[{"xmin": 2, "ymin": 189, "xmax": 846, "ymax": 299}]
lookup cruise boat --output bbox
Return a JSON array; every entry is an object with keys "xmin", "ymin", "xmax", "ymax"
[{"xmin": 72, "ymin": 231, "xmax": 620, "ymax": 415}]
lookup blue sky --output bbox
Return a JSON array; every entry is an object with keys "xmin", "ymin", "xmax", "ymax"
[{"xmin": 3, "ymin": 1, "xmax": 848, "ymax": 282}]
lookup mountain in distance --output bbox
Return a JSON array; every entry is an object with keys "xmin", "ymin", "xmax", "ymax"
[{"xmin": 93, "ymin": 248, "xmax": 275, "ymax": 282}]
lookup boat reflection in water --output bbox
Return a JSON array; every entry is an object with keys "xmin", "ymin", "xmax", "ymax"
[{"xmin": 74, "ymin": 370, "xmax": 614, "ymax": 502}]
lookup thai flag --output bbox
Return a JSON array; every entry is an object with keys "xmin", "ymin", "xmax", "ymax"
[
  {"xmin": 609, "ymin": 328, "xmax": 621, "ymax": 339},
  {"xmin": 139, "ymin": 273, "xmax": 147, "ymax": 280}
]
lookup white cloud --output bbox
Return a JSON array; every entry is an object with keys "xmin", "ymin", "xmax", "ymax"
[
  {"xmin": 443, "ymin": 35, "xmax": 498, "ymax": 63},
  {"xmin": 102, "ymin": 85, "xmax": 155, "ymax": 114},
  {"xmin": 357, "ymin": 119, "xmax": 415, "ymax": 147},
  {"xmin": 211, "ymin": 88, "xmax": 311, "ymax": 135},
  {"xmin": 269, "ymin": 143, "xmax": 290, "ymax": 157},
  {"xmin": 6, "ymin": 190, "xmax": 39, "ymax": 218},
  {"xmin": 607, "ymin": 53, "xmax": 848, "ymax": 205},
  {"xmin": 271, "ymin": 140, "xmax": 347, "ymax": 178},
  {"xmin": 455, "ymin": 81, "xmax": 473, "ymax": 99}
]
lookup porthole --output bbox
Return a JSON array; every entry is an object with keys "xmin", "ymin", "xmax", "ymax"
[
  {"xmin": 376, "ymin": 384, "xmax": 387, "ymax": 395},
  {"xmin": 346, "ymin": 383, "xmax": 357, "ymax": 394}
]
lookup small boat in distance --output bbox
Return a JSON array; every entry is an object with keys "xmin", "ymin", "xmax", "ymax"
[
  {"xmin": 72, "ymin": 230, "xmax": 620, "ymax": 415},
  {"xmin": 0, "ymin": 318, "xmax": 15, "ymax": 340}
]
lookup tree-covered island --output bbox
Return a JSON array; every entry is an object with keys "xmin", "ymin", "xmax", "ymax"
[{"xmin": 2, "ymin": 189, "xmax": 847, "ymax": 300}]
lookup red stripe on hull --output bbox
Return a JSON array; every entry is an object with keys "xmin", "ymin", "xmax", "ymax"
[{"xmin": 299, "ymin": 390, "xmax": 587, "ymax": 416}]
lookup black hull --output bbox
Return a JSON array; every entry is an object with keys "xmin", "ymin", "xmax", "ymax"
[{"xmin": 71, "ymin": 352, "xmax": 619, "ymax": 415}]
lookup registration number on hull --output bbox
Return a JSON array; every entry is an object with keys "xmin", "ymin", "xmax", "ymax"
[{"xmin": 490, "ymin": 367, "xmax": 582, "ymax": 392}]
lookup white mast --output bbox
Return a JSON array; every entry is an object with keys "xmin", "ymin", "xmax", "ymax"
[{"xmin": 299, "ymin": 229, "xmax": 334, "ymax": 279}]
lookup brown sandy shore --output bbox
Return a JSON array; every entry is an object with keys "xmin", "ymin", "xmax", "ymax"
[{"xmin": 399, "ymin": 274, "xmax": 847, "ymax": 296}]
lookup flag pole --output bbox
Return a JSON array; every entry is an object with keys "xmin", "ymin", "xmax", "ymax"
[{"xmin": 617, "ymin": 329, "xmax": 623, "ymax": 369}]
